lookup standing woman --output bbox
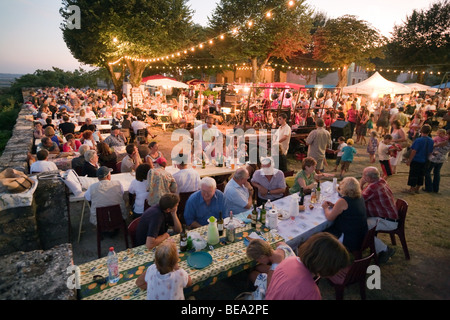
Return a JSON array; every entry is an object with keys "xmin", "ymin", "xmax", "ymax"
[
  {"xmin": 346, "ymin": 103, "xmax": 358, "ymax": 138},
  {"xmin": 321, "ymin": 177, "xmax": 368, "ymax": 253},
  {"xmin": 376, "ymin": 103, "xmax": 390, "ymax": 137},
  {"xmin": 390, "ymin": 120, "xmax": 407, "ymax": 174},
  {"xmin": 424, "ymin": 129, "xmax": 450, "ymax": 193},
  {"xmin": 356, "ymin": 107, "xmax": 369, "ymax": 145}
]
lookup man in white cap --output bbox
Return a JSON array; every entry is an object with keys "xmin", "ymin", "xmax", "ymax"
[
  {"xmin": 84, "ymin": 166, "xmax": 128, "ymax": 225},
  {"xmin": 251, "ymin": 157, "xmax": 286, "ymax": 205}
]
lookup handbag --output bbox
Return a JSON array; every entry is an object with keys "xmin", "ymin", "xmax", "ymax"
[{"xmin": 0, "ymin": 168, "xmax": 34, "ymax": 194}]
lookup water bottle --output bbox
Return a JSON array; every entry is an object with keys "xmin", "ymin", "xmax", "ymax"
[
  {"xmin": 266, "ymin": 199, "xmax": 272, "ymax": 210},
  {"xmin": 107, "ymin": 247, "xmax": 120, "ymax": 284}
]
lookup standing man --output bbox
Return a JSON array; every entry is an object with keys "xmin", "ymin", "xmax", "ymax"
[
  {"xmin": 135, "ymin": 193, "xmax": 182, "ymax": 250},
  {"xmin": 275, "ymin": 113, "xmax": 291, "ymax": 172},
  {"xmin": 360, "ymin": 167, "xmax": 397, "ymax": 263},
  {"xmin": 223, "ymin": 168, "xmax": 254, "ymax": 215},
  {"xmin": 404, "ymin": 124, "xmax": 434, "ymax": 194},
  {"xmin": 305, "ymin": 118, "xmax": 331, "ymax": 173}
]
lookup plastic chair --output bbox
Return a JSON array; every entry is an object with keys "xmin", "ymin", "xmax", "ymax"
[
  {"xmin": 327, "ymin": 253, "xmax": 375, "ymax": 300},
  {"xmin": 128, "ymin": 217, "xmax": 141, "ymax": 248},
  {"xmin": 96, "ymin": 204, "xmax": 129, "ymax": 258},
  {"xmin": 375, "ymin": 198, "xmax": 410, "ymax": 260},
  {"xmin": 353, "ymin": 225, "xmax": 378, "ymax": 265}
]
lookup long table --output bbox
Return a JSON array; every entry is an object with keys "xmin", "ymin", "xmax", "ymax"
[
  {"xmin": 165, "ymin": 163, "xmax": 238, "ymax": 178},
  {"xmin": 77, "ymin": 224, "xmax": 284, "ymax": 300}
]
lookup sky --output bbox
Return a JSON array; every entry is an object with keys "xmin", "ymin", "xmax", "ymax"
[{"xmin": 0, "ymin": 0, "xmax": 436, "ymax": 75}]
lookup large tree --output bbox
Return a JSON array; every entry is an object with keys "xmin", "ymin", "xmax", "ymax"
[
  {"xmin": 383, "ymin": 0, "xmax": 450, "ymax": 82},
  {"xmin": 313, "ymin": 15, "xmax": 386, "ymax": 88},
  {"xmin": 60, "ymin": 0, "xmax": 195, "ymax": 92},
  {"xmin": 208, "ymin": 0, "xmax": 312, "ymax": 83}
]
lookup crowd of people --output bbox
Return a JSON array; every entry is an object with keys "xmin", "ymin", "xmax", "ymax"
[{"xmin": 24, "ymin": 85, "xmax": 450, "ymax": 300}]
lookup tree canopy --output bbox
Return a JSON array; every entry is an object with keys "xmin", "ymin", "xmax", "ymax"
[
  {"xmin": 313, "ymin": 15, "xmax": 386, "ymax": 88},
  {"xmin": 207, "ymin": 0, "xmax": 312, "ymax": 83}
]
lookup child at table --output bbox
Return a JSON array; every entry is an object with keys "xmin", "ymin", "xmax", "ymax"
[
  {"xmin": 245, "ymin": 239, "xmax": 295, "ymax": 300},
  {"xmin": 135, "ymin": 240, "xmax": 192, "ymax": 300}
]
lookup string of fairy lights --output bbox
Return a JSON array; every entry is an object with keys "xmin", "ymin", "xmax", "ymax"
[{"xmin": 107, "ymin": 0, "xmax": 448, "ymax": 76}]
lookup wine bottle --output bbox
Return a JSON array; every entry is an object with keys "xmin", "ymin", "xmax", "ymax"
[
  {"xmin": 260, "ymin": 203, "xmax": 266, "ymax": 225},
  {"xmin": 251, "ymin": 202, "xmax": 257, "ymax": 228},
  {"xmin": 217, "ymin": 211, "xmax": 224, "ymax": 236},
  {"xmin": 299, "ymin": 187, "xmax": 304, "ymax": 206},
  {"xmin": 180, "ymin": 224, "xmax": 188, "ymax": 252},
  {"xmin": 316, "ymin": 181, "xmax": 321, "ymax": 202}
]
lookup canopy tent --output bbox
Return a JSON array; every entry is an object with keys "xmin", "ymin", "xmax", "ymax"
[
  {"xmin": 342, "ymin": 72, "xmax": 412, "ymax": 95},
  {"xmin": 145, "ymin": 78, "xmax": 189, "ymax": 89},
  {"xmin": 260, "ymin": 82, "xmax": 305, "ymax": 91},
  {"xmin": 404, "ymin": 83, "xmax": 431, "ymax": 91},
  {"xmin": 305, "ymin": 84, "xmax": 337, "ymax": 89},
  {"xmin": 186, "ymin": 79, "xmax": 207, "ymax": 85},
  {"xmin": 432, "ymin": 82, "xmax": 450, "ymax": 89},
  {"xmin": 141, "ymin": 75, "xmax": 176, "ymax": 83}
]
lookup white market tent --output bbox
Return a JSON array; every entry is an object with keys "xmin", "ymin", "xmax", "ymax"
[
  {"xmin": 404, "ymin": 83, "xmax": 432, "ymax": 92},
  {"xmin": 145, "ymin": 78, "xmax": 189, "ymax": 89},
  {"xmin": 343, "ymin": 72, "xmax": 412, "ymax": 95}
]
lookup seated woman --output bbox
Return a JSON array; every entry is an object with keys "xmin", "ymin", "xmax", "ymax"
[
  {"xmin": 128, "ymin": 163, "xmax": 151, "ymax": 219},
  {"xmin": 321, "ymin": 177, "xmax": 369, "ymax": 253},
  {"xmin": 81, "ymin": 130, "xmax": 96, "ymax": 149},
  {"xmin": 44, "ymin": 126, "xmax": 63, "ymax": 147},
  {"xmin": 289, "ymin": 157, "xmax": 331, "ymax": 194},
  {"xmin": 246, "ymin": 239, "xmax": 296, "ymax": 300},
  {"xmin": 96, "ymin": 141, "xmax": 118, "ymax": 172},
  {"xmin": 33, "ymin": 122, "xmax": 45, "ymax": 140},
  {"xmin": 145, "ymin": 141, "xmax": 164, "ymax": 168},
  {"xmin": 62, "ymin": 133, "xmax": 81, "ymax": 153}
]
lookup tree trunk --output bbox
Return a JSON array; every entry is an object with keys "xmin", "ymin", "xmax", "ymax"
[
  {"xmin": 337, "ymin": 65, "xmax": 349, "ymax": 88},
  {"xmin": 104, "ymin": 62, "xmax": 125, "ymax": 98},
  {"xmin": 125, "ymin": 59, "xmax": 147, "ymax": 88}
]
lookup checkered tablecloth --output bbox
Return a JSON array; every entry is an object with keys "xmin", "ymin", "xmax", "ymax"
[{"xmin": 78, "ymin": 224, "xmax": 284, "ymax": 300}]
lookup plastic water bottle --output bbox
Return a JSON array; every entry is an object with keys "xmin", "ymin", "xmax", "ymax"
[
  {"xmin": 266, "ymin": 199, "xmax": 272, "ymax": 210},
  {"xmin": 107, "ymin": 247, "xmax": 120, "ymax": 284}
]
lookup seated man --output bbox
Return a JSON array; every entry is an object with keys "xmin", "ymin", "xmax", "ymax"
[
  {"xmin": 224, "ymin": 168, "xmax": 254, "ymax": 215},
  {"xmin": 172, "ymin": 153, "xmax": 201, "ymax": 193},
  {"xmin": 146, "ymin": 160, "xmax": 177, "ymax": 206},
  {"xmin": 58, "ymin": 115, "xmax": 76, "ymax": 136},
  {"xmin": 37, "ymin": 136, "xmax": 60, "ymax": 155},
  {"xmin": 360, "ymin": 166, "xmax": 398, "ymax": 263},
  {"xmin": 135, "ymin": 193, "xmax": 182, "ymax": 250},
  {"xmin": 71, "ymin": 144, "xmax": 90, "ymax": 174},
  {"xmin": 79, "ymin": 118, "xmax": 97, "ymax": 133},
  {"xmin": 103, "ymin": 125, "xmax": 126, "ymax": 148},
  {"xmin": 121, "ymin": 144, "xmax": 142, "ymax": 173},
  {"xmin": 29, "ymin": 149, "xmax": 58, "ymax": 173},
  {"xmin": 184, "ymin": 177, "xmax": 228, "ymax": 229},
  {"xmin": 251, "ymin": 157, "xmax": 286, "ymax": 204},
  {"xmin": 83, "ymin": 149, "xmax": 100, "ymax": 177},
  {"xmin": 84, "ymin": 166, "xmax": 128, "ymax": 226}
]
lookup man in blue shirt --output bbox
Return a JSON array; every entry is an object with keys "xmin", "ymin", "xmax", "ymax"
[
  {"xmin": 405, "ymin": 124, "xmax": 434, "ymax": 194},
  {"xmin": 184, "ymin": 177, "xmax": 228, "ymax": 229},
  {"xmin": 224, "ymin": 167, "xmax": 254, "ymax": 215}
]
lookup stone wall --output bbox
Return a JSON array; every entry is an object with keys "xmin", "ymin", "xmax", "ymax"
[
  {"xmin": 0, "ymin": 105, "xmax": 75, "ymax": 300},
  {"xmin": 0, "ymin": 243, "xmax": 76, "ymax": 300}
]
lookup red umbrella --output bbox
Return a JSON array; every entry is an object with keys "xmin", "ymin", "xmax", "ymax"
[
  {"xmin": 186, "ymin": 79, "xmax": 207, "ymax": 85},
  {"xmin": 141, "ymin": 75, "xmax": 176, "ymax": 83}
]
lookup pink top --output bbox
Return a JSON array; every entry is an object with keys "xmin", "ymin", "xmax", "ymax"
[{"xmin": 265, "ymin": 256, "xmax": 321, "ymax": 300}]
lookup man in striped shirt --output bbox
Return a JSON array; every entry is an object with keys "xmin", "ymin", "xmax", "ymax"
[{"xmin": 360, "ymin": 166, "xmax": 397, "ymax": 263}]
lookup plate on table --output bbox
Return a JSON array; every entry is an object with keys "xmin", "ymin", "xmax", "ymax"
[
  {"xmin": 277, "ymin": 210, "xmax": 290, "ymax": 220},
  {"xmin": 187, "ymin": 252, "xmax": 213, "ymax": 269}
]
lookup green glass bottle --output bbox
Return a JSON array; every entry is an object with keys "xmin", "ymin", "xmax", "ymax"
[{"xmin": 260, "ymin": 203, "xmax": 266, "ymax": 225}]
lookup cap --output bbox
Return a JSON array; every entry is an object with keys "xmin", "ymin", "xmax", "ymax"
[
  {"xmin": 111, "ymin": 125, "xmax": 120, "ymax": 131},
  {"xmin": 97, "ymin": 166, "xmax": 113, "ymax": 179},
  {"xmin": 260, "ymin": 157, "xmax": 273, "ymax": 165},
  {"xmin": 156, "ymin": 157, "xmax": 167, "ymax": 165}
]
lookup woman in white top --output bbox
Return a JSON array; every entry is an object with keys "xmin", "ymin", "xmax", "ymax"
[{"xmin": 128, "ymin": 163, "xmax": 151, "ymax": 219}]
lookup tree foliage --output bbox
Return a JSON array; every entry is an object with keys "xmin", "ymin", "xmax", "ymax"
[
  {"xmin": 313, "ymin": 15, "xmax": 386, "ymax": 88},
  {"xmin": 60, "ymin": 0, "xmax": 195, "ymax": 89},
  {"xmin": 208, "ymin": 0, "xmax": 312, "ymax": 82},
  {"xmin": 384, "ymin": 0, "xmax": 450, "ymax": 70}
]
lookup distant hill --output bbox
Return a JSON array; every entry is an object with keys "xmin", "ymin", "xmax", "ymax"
[{"xmin": 0, "ymin": 73, "xmax": 24, "ymax": 88}]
